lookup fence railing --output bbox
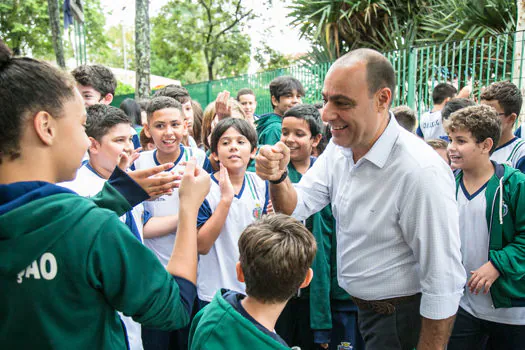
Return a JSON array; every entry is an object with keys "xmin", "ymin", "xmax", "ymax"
[{"xmin": 181, "ymin": 31, "xmax": 525, "ymax": 119}]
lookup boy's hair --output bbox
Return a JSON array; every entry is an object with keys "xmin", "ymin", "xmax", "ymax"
[
  {"xmin": 432, "ymin": 83, "xmax": 457, "ymax": 105},
  {"xmin": 191, "ymin": 100, "xmax": 204, "ymax": 147},
  {"xmin": 391, "ymin": 105, "xmax": 416, "ymax": 132},
  {"xmin": 239, "ymin": 214, "xmax": 317, "ymax": 303},
  {"xmin": 153, "ymin": 84, "xmax": 191, "ymax": 104},
  {"xmin": 441, "ymin": 98, "xmax": 476, "ymax": 120},
  {"xmin": 283, "ymin": 104, "xmax": 323, "ymax": 137},
  {"xmin": 139, "ymin": 128, "xmax": 154, "ymax": 149},
  {"xmin": 0, "ymin": 40, "xmax": 76, "ymax": 164},
  {"xmin": 86, "ymin": 104, "xmax": 131, "ymax": 141},
  {"xmin": 146, "ymin": 96, "xmax": 183, "ymax": 121},
  {"xmin": 480, "ymin": 81, "xmax": 523, "ymax": 116},
  {"xmin": 236, "ymin": 88, "xmax": 256, "ymax": 101},
  {"xmin": 269, "ymin": 76, "xmax": 305, "ymax": 108},
  {"xmin": 426, "ymin": 138, "xmax": 448, "ymax": 150},
  {"xmin": 210, "ymin": 118, "xmax": 257, "ymax": 155},
  {"xmin": 137, "ymin": 99, "xmax": 149, "ymax": 112},
  {"xmin": 71, "ymin": 64, "xmax": 117, "ymax": 96},
  {"xmin": 120, "ymin": 98, "xmax": 142, "ymax": 126},
  {"xmin": 444, "ymin": 105, "xmax": 502, "ymax": 155}
]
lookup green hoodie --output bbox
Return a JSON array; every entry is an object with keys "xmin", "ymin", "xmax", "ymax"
[
  {"xmin": 189, "ymin": 290, "xmax": 290, "ymax": 350},
  {"xmin": 0, "ymin": 181, "xmax": 193, "ymax": 349},
  {"xmin": 455, "ymin": 162, "xmax": 525, "ymax": 308},
  {"xmin": 256, "ymin": 113, "xmax": 283, "ymax": 146}
]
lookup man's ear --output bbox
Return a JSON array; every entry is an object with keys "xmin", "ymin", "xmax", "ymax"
[
  {"xmin": 236, "ymin": 262, "xmax": 245, "ymax": 283},
  {"xmin": 102, "ymin": 93, "xmax": 114, "ymax": 105},
  {"xmin": 376, "ymin": 87, "xmax": 392, "ymax": 112},
  {"xmin": 33, "ymin": 111, "xmax": 57, "ymax": 146},
  {"xmin": 299, "ymin": 268, "xmax": 313, "ymax": 289},
  {"xmin": 312, "ymin": 134, "xmax": 322, "ymax": 148},
  {"xmin": 88, "ymin": 136, "xmax": 100, "ymax": 155}
]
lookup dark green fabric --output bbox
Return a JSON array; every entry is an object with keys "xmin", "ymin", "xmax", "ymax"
[
  {"xmin": 455, "ymin": 164, "xmax": 525, "ymax": 308},
  {"xmin": 189, "ymin": 291, "xmax": 289, "ymax": 350},
  {"xmin": 0, "ymin": 184, "xmax": 190, "ymax": 349},
  {"xmin": 256, "ymin": 113, "xmax": 282, "ymax": 146}
]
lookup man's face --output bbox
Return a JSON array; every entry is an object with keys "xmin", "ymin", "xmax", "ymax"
[
  {"xmin": 272, "ymin": 90, "xmax": 302, "ymax": 116},
  {"xmin": 238, "ymin": 94, "xmax": 257, "ymax": 118},
  {"xmin": 321, "ymin": 61, "xmax": 384, "ymax": 150},
  {"xmin": 77, "ymin": 84, "xmax": 110, "ymax": 107},
  {"xmin": 90, "ymin": 123, "xmax": 134, "ymax": 175}
]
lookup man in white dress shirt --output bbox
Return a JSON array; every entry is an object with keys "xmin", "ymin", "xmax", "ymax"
[{"xmin": 255, "ymin": 48, "xmax": 466, "ymax": 350}]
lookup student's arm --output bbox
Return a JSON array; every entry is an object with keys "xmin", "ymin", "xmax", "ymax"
[
  {"xmin": 398, "ymin": 165, "xmax": 465, "ymax": 349},
  {"xmin": 143, "ymin": 215, "xmax": 179, "ymax": 239},
  {"xmin": 197, "ymin": 164, "xmax": 234, "ymax": 255}
]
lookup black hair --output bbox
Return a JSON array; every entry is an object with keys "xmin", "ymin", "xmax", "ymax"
[
  {"xmin": 432, "ymin": 83, "xmax": 457, "ymax": 105},
  {"xmin": 71, "ymin": 64, "xmax": 117, "ymax": 96},
  {"xmin": 137, "ymin": 99, "xmax": 149, "ymax": 112},
  {"xmin": 120, "ymin": 98, "xmax": 142, "ymax": 126},
  {"xmin": 480, "ymin": 81, "xmax": 523, "ymax": 116},
  {"xmin": 313, "ymin": 102, "xmax": 324, "ymax": 110},
  {"xmin": 0, "ymin": 40, "xmax": 76, "ymax": 164},
  {"xmin": 86, "ymin": 104, "xmax": 132, "ymax": 141},
  {"xmin": 236, "ymin": 88, "xmax": 256, "ymax": 101},
  {"xmin": 283, "ymin": 104, "xmax": 323, "ymax": 137},
  {"xmin": 153, "ymin": 84, "xmax": 191, "ymax": 104},
  {"xmin": 441, "ymin": 98, "xmax": 476, "ymax": 120},
  {"xmin": 391, "ymin": 105, "xmax": 416, "ymax": 132},
  {"xmin": 210, "ymin": 118, "xmax": 258, "ymax": 155},
  {"xmin": 269, "ymin": 76, "xmax": 305, "ymax": 108},
  {"xmin": 146, "ymin": 96, "xmax": 183, "ymax": 120}
]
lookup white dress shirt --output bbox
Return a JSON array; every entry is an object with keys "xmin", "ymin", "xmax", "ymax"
[{"xmin": 292, "ymin": 116, "xmax": 466, "ymax": 320}]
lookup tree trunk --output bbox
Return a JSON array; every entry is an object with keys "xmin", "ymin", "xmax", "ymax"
[
  {"xmin": 207, "ymin": 61, "xmax": 214, "ymax": 81},
  {"xmin": 135, "ymin": 0, "xmax": 150, "ymax": 99},
  {"xmin": 47, "ymin": 0, "xmax": 65, "ymax": 68}
]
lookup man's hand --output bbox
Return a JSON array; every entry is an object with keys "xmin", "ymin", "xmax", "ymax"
[
  {"xmin": 255, "ymin": 142, "xmax": 290, "ymax": 182},
  {"xmin": 178, "ymin": 158, "xmax": 210, "ymax": 208},
  {"xmin": 127, "ymin": 162, "xmax": 179, "ymax": 198},
  {"xmin": 468, "ymin": 261, "xmax": 500, "ymax": 295}
]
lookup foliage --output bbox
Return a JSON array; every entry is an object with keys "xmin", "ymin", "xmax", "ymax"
[
  {"xmin": 151, "ymin": 0, "xmax": 252, "ymax": 83},
  {"xmin": 115, "ymin": 80, "xmax": 135, "ymax": 95},
  {"xmin": 254, "ymin": 42, "xmax": 297, "ymax": 71}
]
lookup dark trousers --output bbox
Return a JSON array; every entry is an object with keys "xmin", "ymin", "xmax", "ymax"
[
  {"xmin": 330, "ymin": 300, "xmax": 365, "ymax": 350},
  {"xmin": 356, "ymin": 295, "xmax": 421, "ymax": 350},
  {"xmin": 276, "ymin": 297, "xmax": 316, "ymax": 350},
  {"xmin": 448, "ymin": 306, "xmax": 525, "ymax": 350}
]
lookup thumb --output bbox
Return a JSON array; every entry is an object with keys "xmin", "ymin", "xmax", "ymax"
[{"xmin": 271, "ymin": 141, "xmax": 288, "ymax": 154}]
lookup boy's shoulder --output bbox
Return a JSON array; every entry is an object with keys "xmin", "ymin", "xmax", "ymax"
[
  {"xmin": 59, "ymin": 163, "xmax": 106, "ymax": 197},
  {"xmin": 190, "ymin": 291, "xmax": 289, "ymax": 350}
]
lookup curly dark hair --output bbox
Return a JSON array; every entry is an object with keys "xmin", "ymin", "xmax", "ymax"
[
  {"xmin": 71, "ymin": 64, "xmax": 117, "ymax": 96},
  {"xmin": 480, "ymin": 81, "xmax": 523, "ymax": 116}
]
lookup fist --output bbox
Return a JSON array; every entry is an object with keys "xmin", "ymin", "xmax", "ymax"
[{"xmin": 255, "ymin": 142, "xmax": 290, "ymax": 182}]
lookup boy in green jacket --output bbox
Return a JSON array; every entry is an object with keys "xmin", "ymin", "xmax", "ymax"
[
  {"xmin": 256, "ymin": 76, "xmax": 304, "ymax": 146},
  {"xmin": 189, "ymin": 214, "xmax": 317, "ymax": 349},
  {"xmin": 444, "ymin": 105, "xmax": 525, "ymax": 349},
  {"xmin": 0, "ymin": 40, "xmax": 211, "ymax": 349}
]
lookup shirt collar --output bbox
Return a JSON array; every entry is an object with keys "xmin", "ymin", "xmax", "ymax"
[{"xmin": 336, "ymin": 112, "xmax": 400, "ymax": 169}]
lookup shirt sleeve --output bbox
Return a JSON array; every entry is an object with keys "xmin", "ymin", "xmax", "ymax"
[
  {"xmin": 292, "ymin": 149, "xmax": 331, "ymax": 221},
  {"xmin": 197, "ymin": 199, "xmax": 212, "ymax": 228},
  {"xmin": 416, "ymin": 126, "xmax": 424, "ymax": 138},
  {"xmin": 86, "ymin": 217, "xmax": 196, "ymax": 330},
  {"xmin": 397, "ymin": 165, "xmax": 466, "ymax": 320},
  {"xmin": 515, "ymin": 156, "xmax": 525, "ymax": 173}
]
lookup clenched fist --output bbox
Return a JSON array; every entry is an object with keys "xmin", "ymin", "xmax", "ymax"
[{"xmin": 255, "ymin": 142, "xmax": 290, "ymax": 182}]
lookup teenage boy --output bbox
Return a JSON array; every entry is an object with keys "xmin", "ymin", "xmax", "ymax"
[
  {"xmin": 237, "ymin": 88, "xmax": 258, "ymax": 125},
  {"xmin": 71, "ymin": 64, "xmax": 117, "ymax": 107},
  {"xmin": 256, "ymin": 76, "xmax": 304, "ymax": 146},
  {"xmin": 189, "ymin": 214, "xmax": 317, "ymax": 349},
  {"xmin": 445, "ymin": 105, "xmax": 525, "ymax": 349},
  {"xmin": 154, "ymin": 84, "xmax": 197, "ymax": 148},
  {"xmin": 391, "ymin": 105, "xmax": 416, "ymax": 132},
  {"xmin": 416, "ymin": 82, "xmax": 457, "ymax": 140},
  {"xmin": 480, "ymin": 81, "xmax": 525, "ymax": 173}
]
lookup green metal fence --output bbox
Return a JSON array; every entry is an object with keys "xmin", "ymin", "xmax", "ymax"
[{"xmin": 182, "ymin": 31, "xmax": 525, "ymax": 118}]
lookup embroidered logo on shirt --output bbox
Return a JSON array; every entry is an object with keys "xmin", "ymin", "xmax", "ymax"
[
  {"xmin": 337, "ymin": 342, "xmax": 353, "ymax": 350},
  {"xmin": 252, "ymin": 203, "xmax": 263, "ymax": 219}
]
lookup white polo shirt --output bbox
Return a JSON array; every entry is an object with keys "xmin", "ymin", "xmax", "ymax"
[{"xmin": 292, "ymin": 116, "xmax": 466, "ymax": 320}]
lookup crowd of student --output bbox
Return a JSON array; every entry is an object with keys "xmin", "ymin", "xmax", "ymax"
[{"xmin": 0, "ymin": 38, "xmax": 524, "ymax": 350}]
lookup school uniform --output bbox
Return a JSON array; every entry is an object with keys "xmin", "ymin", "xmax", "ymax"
[
  {"xmin": 256, "ymin": 113, "xmax": 282, "ymax": 146},
  {"xmin": 189, "ymin": 290, "xmax": 289, "ymax": 350},
  {"xmin": 449, "ymin": 163, "xmax": 525, "ymax": 350},
  {"xmin": 0, "ymin": 173, "xmax": 196, "ymax": 349},
  {"xmin": 416, "ymin": 110, "xmax": 449, "ymax": 141},
  {"xmin": 60, "ymin": 163, "xmax": 145, "ymax": 349},
  {"xmin": 196, "ymin": 172, "xmax": 269, "ymax": 303},
  {"xmin": 514, "ymin": 123, "xmax": 522, "ymax": 138},
  {"xmin": 490, "ymin": 137, "xmax": 525, "ymax": 173}
]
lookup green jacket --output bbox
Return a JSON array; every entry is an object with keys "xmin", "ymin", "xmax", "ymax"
[
  {"xmin": 189, "ymin": 290, "xmax": 289, "ymax": 350},
  {"xmin": 0, "ymin": 181, "xmax": 192, "ymax": 349},
  {"xmin": 256, "ymin": 113, "xmax": 283, "ymax": 146},
  {"xmin": 455, "ymin": 163, "xmax": 525, "ymax": 308},
  {"xmin": 288, "ymin": 161, "xmax": 350, "ymax": 334}
]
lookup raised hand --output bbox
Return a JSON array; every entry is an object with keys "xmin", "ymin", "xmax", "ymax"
[
  {"xmin": 118, "ymin": 147, "xmax": 142, "ymax": 171},
  {"xmin": 255, "ymin": 142, "xmax": 290, "ymax": 182},
  {"xmin": 178, "ymin": 157, "xmax": 211, "ymax": 208},
  {"xmin": 219, "ymin": 163, "xmax": 235, "ymax": 203},
  {"xmin": 127, "ymin": 162, "xmax": 180, "ymax": 198},
  {"xmin": 215, "ymin": 91, "xmax": 231, "ymax": 120}
]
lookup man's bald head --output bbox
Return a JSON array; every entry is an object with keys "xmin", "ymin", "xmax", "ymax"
[{"xmin": 332, "ymin": 49, "xmax": 396, "ymax": 106}]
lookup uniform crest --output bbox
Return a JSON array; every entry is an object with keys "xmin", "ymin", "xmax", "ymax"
[{"xmin": 252, "ymin": 203, "xmax": 263, "ymax": 219}]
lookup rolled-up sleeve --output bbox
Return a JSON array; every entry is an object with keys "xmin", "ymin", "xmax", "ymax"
[{"xmin": 398, "ymin": 165, "xmax": 466, "ymax": 319}]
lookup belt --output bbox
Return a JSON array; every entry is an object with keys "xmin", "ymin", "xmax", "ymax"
[{"xmin": 352, "ymin": 293, "xmax": 421, "ymax": 315}]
